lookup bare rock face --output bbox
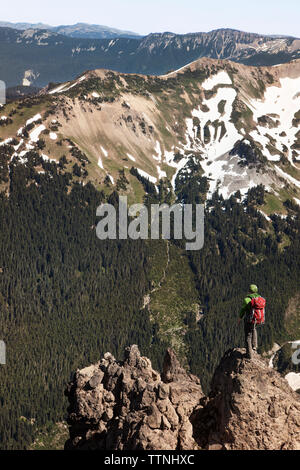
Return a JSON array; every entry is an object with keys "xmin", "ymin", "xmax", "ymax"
[
  {"xmin": 192, "ymin": 349, "xmax": 300, "ymax": 450},
  {"xmin": 65, "ymin": 346, "xmax": 300, "ymax": 450},
  {"xmin": 65, "ymin": 345, "xmax": 204, "ymax": 450}
]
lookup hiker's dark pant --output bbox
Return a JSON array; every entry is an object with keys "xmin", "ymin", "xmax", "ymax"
[{"xmin": 244, "ymin": 321, "xmax": 258, "ymax": 359}]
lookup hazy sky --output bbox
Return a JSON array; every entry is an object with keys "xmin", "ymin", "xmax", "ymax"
[{"xmin": 1, "ymin": 0, "xmax": 299, "ymax": 37}]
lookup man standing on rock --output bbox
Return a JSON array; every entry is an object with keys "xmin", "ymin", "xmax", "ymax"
[{"xmin": 238, "ymin": 285, "xmax": 266, "ymax": 360}]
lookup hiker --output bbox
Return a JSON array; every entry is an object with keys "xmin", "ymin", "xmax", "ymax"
[{"xmin": 238, "ymin": 285, "xmax": 266, "ymax": 360}]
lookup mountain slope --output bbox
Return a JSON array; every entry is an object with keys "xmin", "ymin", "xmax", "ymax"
[
  {"xmin": 0, "ymin": 27, "xmax": 300, "ymax": 87},
  {"xmin": 1, "ymin": 58, "xmax": 300, "ymax": 208}
]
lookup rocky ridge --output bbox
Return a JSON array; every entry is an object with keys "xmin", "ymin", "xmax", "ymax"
[
  {"xmin": 65, "ymin": 346, "xmax": 203, "ymax": 450},
  {"xmin": 65, "ymin": 345, "xmax": 300, "ymax": 450}
]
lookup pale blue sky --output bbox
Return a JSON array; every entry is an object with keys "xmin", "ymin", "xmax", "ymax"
[{"xmin": 1, "ymin": 0, "xmax": 299, "ymax": 37}]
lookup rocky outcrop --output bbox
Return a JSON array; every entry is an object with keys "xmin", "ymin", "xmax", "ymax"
[
  {"xmin": 65, "ymin": 347, "xmax": 300, "ymax": 450},
  {"xmin": 65, "ymin": 345, "xmax": 204, "ymax": 450},
  {"xmin": 192, "ymin": 349, "xmax": 300, "ymax": 450}
]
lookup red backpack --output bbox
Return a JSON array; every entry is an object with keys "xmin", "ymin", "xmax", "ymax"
[{"xmin": 249, "ymin": 297, "xmax": 266, "ymax": 325}]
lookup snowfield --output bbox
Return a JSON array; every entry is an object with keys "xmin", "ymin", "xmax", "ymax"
[
  {"xmin": 182, "ymin": 78, "xmax": 244, "ymax": 196},
  {"xmin": 202, "ymin": 71, "xmax": 233, "ymax": 90},
  {"xmin": 156, "ymin": 72, "xmax": 246, "ymax": 194},
  {"xmin": 159, "ymin": 70, "xmax": 300, "ymax": 198},
  {"xmin": 249, "ymin": 76, "xmax": 300, "ymax": 165}
]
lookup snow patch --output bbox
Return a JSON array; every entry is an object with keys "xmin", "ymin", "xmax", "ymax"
[
  {"xmin": 136, "ymin": 169, "xmax": 157, "ymax": 184},
  {"xmin": 41, "ymin": 154, "xmax": 56, "ymax": 163},
  {"xmin": 101, "ymin": 146, "xmax": 108, "ymax": 157},
  {"xmin": 202, "ymin": 71, "xmax": 232, "ymax": 90},
  {"xmin": 294, "ymin": 197, "xmax": 300, "ymax": 206},
  {"xmin": 13, "ymin": 139, "xmax": 23, "ymax": 152},
  {"xmin": 17, "ymin": 152, "xmax": 29, "ymax": 164},
  {"xmin": 49, "ymin": 76, "xmax": 86, "ymax": 94},
  {"xmin": 285, "ymin": 373, "xmax": 300, "ymax": 392},
  {"xmin": 49, "ymin": 84, "xmax": 67, "ymax": 94},
  {"xmin": 26, "ymin": 113, "xmax": 42, "ymax": 126},
  {"xmin": 0, "ymin": 138, "xmax": 13, "ymax": 147},
  {"xmin": 157, "ymin": 166, "xmax": 167, "ymax": 179},
  {"xmin": 275, "ymin": 165, "xmax": 300, "ymax": 189},
  {"xmin": 152, "ymin": 141, "xmax": 162, "ymax": 162},
  {"xmin": 160, "ymin": 59, "xmax": 207, "ymax": 77},
  {"xmin": 30, "ymin": 125, "xmax": 46, "ymax": 142},
  {"xmin": 258, "ymin": 210, "xmax": 271, "ymax": 222}
]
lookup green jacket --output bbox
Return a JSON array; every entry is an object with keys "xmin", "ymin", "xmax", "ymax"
[{"xmin": 239, "ymin": 293, "xmax": 260, "ymax": 319}]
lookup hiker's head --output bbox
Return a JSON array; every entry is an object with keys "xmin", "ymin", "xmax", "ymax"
[{"xmin": 250, "ymin": 284, "xmax": 258, "ymax": 293}]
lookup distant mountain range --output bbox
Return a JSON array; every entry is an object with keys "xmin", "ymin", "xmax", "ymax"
[
  {"xmin": 0, "ymin": 21, "xmax": 141, "ymax": 39},
  {"xmin": 0, "ymin": 26, "xmax": 300, "ymax": 87}
]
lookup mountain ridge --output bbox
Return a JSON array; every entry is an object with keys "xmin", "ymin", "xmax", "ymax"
[
  {"xmin": 0, "ymin": 26, "xmax": 300, "ymax": 87},
  {"xmin": 0, "ymin": 22, "xmax": 297, "ymax": 39},
  {"xmin": 65, "ymin": 345, "xmax": 300, "ymax": 450},
  {"xmin": 0, "ymin": 21, "xmax": 141, "ymax": 39},
  {"xmin": 1, "ymin": 57, "xmax": 300, "ymax": 210}
]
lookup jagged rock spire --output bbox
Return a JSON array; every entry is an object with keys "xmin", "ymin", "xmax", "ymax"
[
  {"xmin": 65, "ymin": 345, "xmax": 203, "ymax": 450},
  {"xmin": 65, "ymin": 346, "xmax": 300, "ymax": 450}
]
